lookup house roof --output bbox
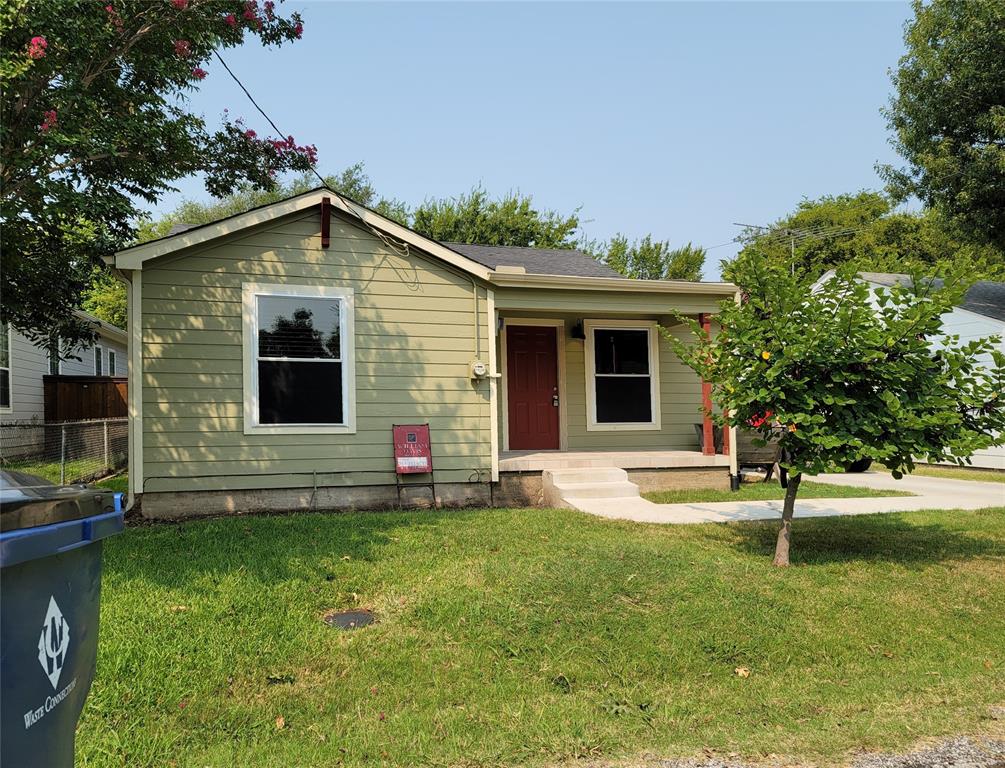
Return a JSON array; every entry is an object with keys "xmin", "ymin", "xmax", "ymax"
[
  {"xmin": 857, "ymin": 272, "xmax": 1005, "ymax": 322},
  {"xmin": 73, "ymin": 309, "xmax": 127, "ymax": 345},
  {"xmin": 445, "ymin": 243, "xmax": 621, "ymax": 278},
  {"xmin": 109, "ymin": 187, "xmax": 494, "ymax": 280},
  {"xmin": 109, "ymin": 186, "xmax": 737, "ymax": 296},
  {"xmin": 959, "ymin": 281, "xmax": 1005, "ymax": 322}
]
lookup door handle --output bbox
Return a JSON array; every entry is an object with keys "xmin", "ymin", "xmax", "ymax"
[{"xmin": 552, "ymin": 394, "xmax": 559, "ymax": 407}]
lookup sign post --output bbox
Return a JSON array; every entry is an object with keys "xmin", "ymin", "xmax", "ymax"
[{"xmin": 392, "ymin": 425, "xmax": 435, "ymax": 507}]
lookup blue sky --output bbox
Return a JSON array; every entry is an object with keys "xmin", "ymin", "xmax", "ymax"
[{"xmin": 160, "ymin": 1, "xmax": 914, "ymax": 279}]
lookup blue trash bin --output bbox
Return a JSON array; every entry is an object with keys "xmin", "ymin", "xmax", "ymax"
[{"xmin": 1, "ymin": 471, "xmax": 124, "ymax": 768}]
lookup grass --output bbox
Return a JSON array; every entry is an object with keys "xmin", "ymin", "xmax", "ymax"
[
  {"xmin": 77, "ymin": 505, "xmax": 1005, "ymax": 768},
  {"xmin": 93, "ymin": 473, "xmax": 128, "ymax": 493},
  {"xmin": 643, "ymin": 479, "xmax": 912, "ymax": 504},
  {"xmin": 7, "ymin": 457, "xmax": 108, "ymax": 485},
  {"xmin": 5, "ymin": 458, "xmax": 127, "ymax": 486},
  {"xmin": 880, "ymin": 463, "xmax": 1005, "ymax": 484}
]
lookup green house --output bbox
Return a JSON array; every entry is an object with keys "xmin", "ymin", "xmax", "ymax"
[{"xmin": 105, "ymin": 188, "xmax": 738, "ymax": 518}]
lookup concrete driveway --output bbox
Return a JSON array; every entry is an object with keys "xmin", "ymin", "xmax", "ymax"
[{"xmin": 570, "ymin": 470, "xmax": 1004, "ymax": 525}]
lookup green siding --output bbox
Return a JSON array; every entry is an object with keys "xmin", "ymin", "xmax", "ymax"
[{"xmin": 141, "ymin": 210, "xmax": 491, "ymax": 494}]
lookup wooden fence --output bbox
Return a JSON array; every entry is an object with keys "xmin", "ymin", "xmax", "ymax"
[{"xmin": 44, "ymin": 375, "xmax": 128, "ymax": 422}]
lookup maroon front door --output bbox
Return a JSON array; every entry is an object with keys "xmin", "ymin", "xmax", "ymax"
[{"xmin": 506, "ymin": 325, "xmax": 560, "ymax": 450}]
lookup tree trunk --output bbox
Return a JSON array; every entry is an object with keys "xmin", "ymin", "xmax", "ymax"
[{"xmin": 772, "ymin": 473, "xmax": 802, "ymax": 567}]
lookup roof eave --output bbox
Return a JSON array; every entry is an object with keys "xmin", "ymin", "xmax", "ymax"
[
  {"xmin": 72, "ymin": 309, "xmax": 127, "ymax": 344},
  {"xmin": 487, "ymin": 272, "xmax": 739, "ymax": 295},
  {"xmin": 111, "ymin": 188, "xmax": 493, "ymax": 281}
]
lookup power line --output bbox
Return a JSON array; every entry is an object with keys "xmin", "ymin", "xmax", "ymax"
[
  {"xmin": 214, "ymin": 51, "xmax": 327, "ymax": 189},
  {"xmin": 213, "ymin": 52, "xmax": 416, "ymax": 262}
]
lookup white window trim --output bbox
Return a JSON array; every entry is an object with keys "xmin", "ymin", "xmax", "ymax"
[
  {"xmin": 584, "ymin": 319, "xmax": 662, "ymax": 432},
  {"xmin": 242, "ymin": 282, "xmax": 356, "ymax": 435},
  {"xmin": 94, "ymin": 344, "xmax": 103, "ymax": 376},
  {"xmin": 0, "ymin": 323, "xmax": 12, "ymax": 413}
]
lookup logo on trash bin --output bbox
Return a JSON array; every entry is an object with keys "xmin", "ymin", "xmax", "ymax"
[{"xmin": 37, "ymin": 596, "xmax": 70, "ymax": 690}]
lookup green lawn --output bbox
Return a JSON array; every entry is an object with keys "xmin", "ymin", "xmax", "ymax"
[
  {"xmin": 77, "ymin": 506, "xmax": 1005, "ymax": 767},
  {"xmin": 7, "ymin": 457, "xmax": 116, "ymax": 485},
  {"xmin": 644, "ymin": 479, "xmax": 911, "ymax": 504},
  {"xmin": 93, "ymin": 473, "xmax": 128, "ymax": 493},
  {"xmin": 880, "ymin": 463, "xmax": 1005, "ymax": 484}
]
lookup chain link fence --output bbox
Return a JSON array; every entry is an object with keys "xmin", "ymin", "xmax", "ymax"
[{"xmin": 0, "ymin": 418, "xmax": 127, "ymax": 485}]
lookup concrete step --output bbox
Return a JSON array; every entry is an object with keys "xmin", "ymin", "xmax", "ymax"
[
  {"xmin": 544, "ymin": 467, "xmax": 629, "ymax": 485},
  {"xmin": 552, "ymin": 481, "xmax": 641, "ymax": 499},
  {"xmin": 542, "ymin": 467, "xmax": 641, "ymax": 508}
]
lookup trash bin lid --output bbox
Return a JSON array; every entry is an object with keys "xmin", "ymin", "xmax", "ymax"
[{"xmin": 0, "ymin": 471, "xmax": 116, "ymax": 533}]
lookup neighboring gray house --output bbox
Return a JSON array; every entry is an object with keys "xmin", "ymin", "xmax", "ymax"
[
  {"xmin": 818, "ymin": 271, "xmax": 1005, "ymax": 470},
  {"xmin": 0, "ymin": 310, "xmax": 128, "ymax": 424}
]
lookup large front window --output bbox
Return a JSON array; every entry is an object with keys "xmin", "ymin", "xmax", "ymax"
[
  {"xmin": 584, "ymin": 320, "xmax": 661, "ymax": 431},
  {"xmin": 242, "ymin": 284, "xmax": 356, "ymax": 434}
]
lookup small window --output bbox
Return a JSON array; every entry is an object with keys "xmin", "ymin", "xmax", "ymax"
[
  {"xmin": 108, "ymin": 349, "xmax": 116, "ymax": 375},
  {"xmin": 242, "ymin": 284, "xmax": 356, "ymax": 434},
  {"xmin": 0, "ymin": 325, "xmax": 11, "ymax": 410},
  {"xmin": 94, "ymin": 345, "xmax": 103, "ymax": 376},
  {"xmin": 584, "ymin": 321, "xmax": 661, "ymax": 431},
  {"xmin": 48, "ymin": 339, "xmax": 61, "ymax": 376}
]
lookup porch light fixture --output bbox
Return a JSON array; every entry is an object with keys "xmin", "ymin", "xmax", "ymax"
[{"xmin": 570, "ymin": 322, "xmax": 586, "ymax": 340}]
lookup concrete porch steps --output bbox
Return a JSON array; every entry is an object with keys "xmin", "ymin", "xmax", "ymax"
[{"xmin": 543, "ymin": 467, "xmax": 643, "ymax": 509}]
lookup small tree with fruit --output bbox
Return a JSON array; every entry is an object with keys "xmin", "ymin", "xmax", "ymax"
[{"xmin": 668, "ymin": 257, "xmax": 1004, "ymax": 566}]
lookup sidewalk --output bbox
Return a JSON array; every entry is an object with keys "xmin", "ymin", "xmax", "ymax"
[{"xmin": 570, "ymin": 471, "xmax": 1004, "ymax": 525}]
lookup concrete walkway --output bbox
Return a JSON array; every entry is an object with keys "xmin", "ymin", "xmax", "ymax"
[{"xmin": 568, "ymin": 471, "xmax": 1004, "ymax": 525}]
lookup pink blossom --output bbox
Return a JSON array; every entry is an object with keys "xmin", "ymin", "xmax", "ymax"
[
  {"xmin": 104, "ymin": 5, "xmax": 124, "ymax": 31},
  {"xmin": 173, "ymin": 39, "xmax": 191, "ymax": 57},
  {"xmin": 40, "ymin": 109, "xmax": 57, "ymax": 133},
  {"xmin": 244, "ymin": 128, "xmax": 257, "ymax": 139},
  {"xmin": 27, "ymin": 36, "xmax": 47, "ymax": 60},
  {"xmin": 171, "ymin": 0, "xmax": 188, "ymax": 8},
  {"xmin": 243, "ymin": 9, "xmax": 255, "ymax": 21},
  {"xmin": 224, "ymin": 13, "xmax": 237, "ymax": 27},
  {"xmin": 263, "ymin": 1, "xmax": 275, "ymax": 19},
  {"xmin": 191, "ymin": 67, "xmax": 207, "ymax": 80},
  {"xmin": 293, "ymin": 21, "xmax": 303, "ymax": 38}
]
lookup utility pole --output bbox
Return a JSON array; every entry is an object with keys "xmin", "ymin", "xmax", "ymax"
[{"xmin": 731, "ymin": 222, "xmax": 866, "ymax": 276}]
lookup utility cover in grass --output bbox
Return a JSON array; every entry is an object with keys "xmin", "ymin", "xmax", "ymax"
[{"xmin": 323, "ymin": 609, "xmax": 374, "ymax": 630}]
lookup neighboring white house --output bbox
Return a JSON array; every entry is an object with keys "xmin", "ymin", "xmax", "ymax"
[
  {"xmin": 818, "ymin": 271, "xmax": 1005, "ymax": 470},
  {"xmin": 0, "ymin": 310, "xmax": 128, "ymax": 424}
]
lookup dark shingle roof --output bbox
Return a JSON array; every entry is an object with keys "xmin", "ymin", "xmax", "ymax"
[
  {"xmin": 445, "ymin": 243, "xmax": 620, "ymax": 278},
  {"xmin": 961, "ymin": 281, "xmax": 1005, "ymax": 322},
  {"xmin": 859, "ymin": 272, "xmax": 1005, "ymax": 322}
]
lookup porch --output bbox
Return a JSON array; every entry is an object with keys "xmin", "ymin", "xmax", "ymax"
[
  {"xmin": 499, "ymin": 448, "xmax": 730, "ymax": 472},
  {"xmin": 493, "ymin": 448, "xmax": 732, "ymax": 509}
]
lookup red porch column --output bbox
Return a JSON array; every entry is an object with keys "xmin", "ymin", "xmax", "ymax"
[{"xmin": 698, "ymin": 312, "xmax": 715, "ymax": 456}]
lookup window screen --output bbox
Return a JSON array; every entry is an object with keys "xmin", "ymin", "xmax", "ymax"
[
  {"xmin": 592, "ymin": 328, "xmax": 653, "ymax": 423},
  {"xmin": 108, "ymin": 350, "xmax": 116, "ymax": 375},
  {"xmin": 256, "ymin": 295, "xmax": 344, "ymax": 424},
  {"xmin": 94, "ymin": 346, "xmax": 103, "ymax": 376},
  {"xmin": 0, "ymin": 326, "xmax": 10, "ymax": 408}
]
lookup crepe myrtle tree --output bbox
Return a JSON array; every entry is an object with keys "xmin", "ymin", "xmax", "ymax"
[
  {"xmin": 667, "ymin": 257, "xmax": 1005, "ymax": 566},
  {"xmin": 1, "ymin": 0, "xmax": 317, "ymax": 349}
]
